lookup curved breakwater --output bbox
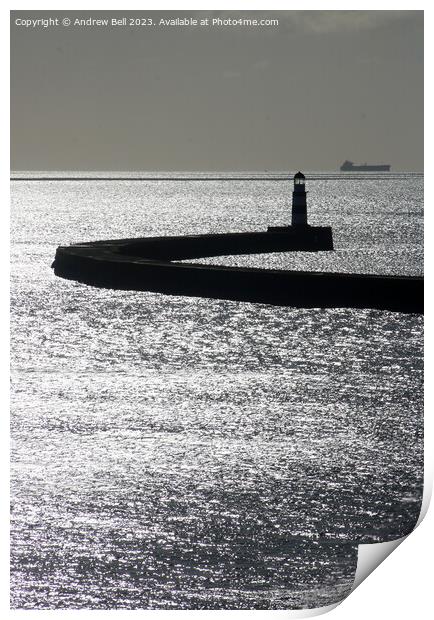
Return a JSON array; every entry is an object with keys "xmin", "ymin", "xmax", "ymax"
[{"xmin": 52, "ymin": 229, "xmax": 423, "ymax": 313}]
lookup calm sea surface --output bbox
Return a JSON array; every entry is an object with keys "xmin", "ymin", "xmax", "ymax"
[{"xmin": 10, "ymin": 172, "xmax": 423, "ymax": 609}]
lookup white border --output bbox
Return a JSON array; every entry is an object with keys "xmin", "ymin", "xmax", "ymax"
[{"xmin": 4, "ymin": 2, "xmax": 431, "ymax": 618}]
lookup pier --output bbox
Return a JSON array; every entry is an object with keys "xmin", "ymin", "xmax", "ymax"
[
  {"xmin": 51, "ymin": 172, "xmax": 423, "ymax": 313},
  {"xmin": 52, "ymin": 231, "xmax": 422, "ymax": 313}
]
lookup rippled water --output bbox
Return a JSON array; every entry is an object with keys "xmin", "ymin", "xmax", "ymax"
[{"xmin": 10, "ymin": 173, "xmax": 423, "ymax": 609}]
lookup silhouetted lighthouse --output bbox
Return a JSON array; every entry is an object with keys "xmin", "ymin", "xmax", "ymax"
[
  {"xmin": 292, "ymin": 171, "xmax": 308, "ymax": 226},
  {"xmin": 266, "ymin": 170, "xmax": 332, "ymax": 244}
]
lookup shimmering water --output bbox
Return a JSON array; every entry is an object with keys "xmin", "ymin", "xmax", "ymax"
[{"xmin": 10, "ymin": 173, "xmax": 423, "ymax": 609}]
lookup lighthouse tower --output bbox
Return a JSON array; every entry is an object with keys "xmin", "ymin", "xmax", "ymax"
[{"xmin": 292, "ymin": 171, "xmax": 308, "ymax": 226}]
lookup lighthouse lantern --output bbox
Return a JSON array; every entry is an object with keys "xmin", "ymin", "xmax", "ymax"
[{"xmin": 294, "ymin": 171, "xmax": 305, "ymax": 187}]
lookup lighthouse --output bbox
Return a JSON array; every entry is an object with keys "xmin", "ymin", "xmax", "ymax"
[
  {"xmin": 292, "ymin": 171, "xmax": 308, "ymax": 226},
  {"xmin": 266, "ymin": 170, "xmax": 332, "ymax": 248}
]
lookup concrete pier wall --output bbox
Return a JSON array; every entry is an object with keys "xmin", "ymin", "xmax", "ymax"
[
  {"xmin": 52, "ymin": 230, "xmax": 423, "ymax": 314},
  {"xmin": 118, "ymin": 228, "xmax": 334, "ymax": 260}
]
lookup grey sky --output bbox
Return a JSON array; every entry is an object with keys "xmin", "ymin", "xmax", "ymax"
[{"xmin": 10, "ymin": 10, "xmax": 423, "ymax": 171}]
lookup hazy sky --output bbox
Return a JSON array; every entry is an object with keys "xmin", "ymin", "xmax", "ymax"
[{"xmin": 11, "ymin": 10, "xmax": 423, "ymax": 171}]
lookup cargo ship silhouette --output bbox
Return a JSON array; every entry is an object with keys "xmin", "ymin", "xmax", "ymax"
[{"xmin": 340, "ymin": 160, "xmax": 390, "ymax": 172}]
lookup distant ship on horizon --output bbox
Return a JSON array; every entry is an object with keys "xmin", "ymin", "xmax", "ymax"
[{"xmin": 340, "ymin": 160, "xmax": 391, "ymax": 172}]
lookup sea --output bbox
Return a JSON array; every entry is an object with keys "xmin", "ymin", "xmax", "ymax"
[{"xmin": 10, "ymin": 171, "xmax": 424, "ymax": 610}]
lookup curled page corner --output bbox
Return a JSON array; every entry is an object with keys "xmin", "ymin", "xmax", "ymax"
[
  {"xmin": 352, "ymin": 537, "xmax": 405, "ymax": 591},
  {"xmin": 352, "ymin": 470, "xmax": 432, "ymax": 593}
]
